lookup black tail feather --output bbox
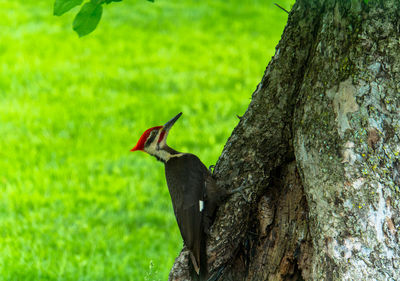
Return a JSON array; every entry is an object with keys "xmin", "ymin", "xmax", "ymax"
[
  {"xmin": 189, "ymin": 259, "xmax": 200, "ymax": 281},
  {"xmin": 199, "ymin": 232, "xmax": 208, "ymax": 281}
]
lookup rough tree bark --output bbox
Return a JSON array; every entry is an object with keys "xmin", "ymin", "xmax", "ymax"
[{"xmin": 169, "ymin": 1, "xmax": 400, "ymax": 280}]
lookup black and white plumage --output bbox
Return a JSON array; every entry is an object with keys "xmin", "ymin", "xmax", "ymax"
[{"xmin": 131, "ymin": 112, "xmax": 225, "ymax": 280}]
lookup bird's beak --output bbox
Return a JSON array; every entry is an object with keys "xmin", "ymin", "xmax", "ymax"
[{"xmin": 162, "ymin": 112, "xmax": 182, "ymax": 132}]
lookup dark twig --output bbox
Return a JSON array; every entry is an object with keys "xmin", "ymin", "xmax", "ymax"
[{"xmin": 274, "ymin": 3, "xmax": 289, "ymax": 14}]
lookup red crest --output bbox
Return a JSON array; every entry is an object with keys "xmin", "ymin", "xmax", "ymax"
[{"xmin": 131, "ymin": 126, "xmax": 162, "ymax": 151}]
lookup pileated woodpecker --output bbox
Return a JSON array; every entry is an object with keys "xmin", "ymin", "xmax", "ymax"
[{"xmin": 131, "ymin": 112, "xmax": 225, "ymax": 280}]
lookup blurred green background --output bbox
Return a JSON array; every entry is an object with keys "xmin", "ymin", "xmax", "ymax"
[{"xmin": 0, "ymin": 0, "xmax": 292, "ymax": 280}]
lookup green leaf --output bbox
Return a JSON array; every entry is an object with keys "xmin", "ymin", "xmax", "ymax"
[
  {"xmin": 104, "ymin": 0, "xmax": 122, "ymax": 3},
  {"xmin": 73, "ymin": 1, "xmax": 103, "ymax": 37},
  {"xmin": 53, "ymin": 0, "xmax": 84, "ymax": 16},
  {"xmin": 147, "ymin": 0, "xmax": 154, "ymax": 2}
]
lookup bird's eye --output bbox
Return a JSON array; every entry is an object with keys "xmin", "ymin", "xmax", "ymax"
[{"xmin": 145, "ymin": 130, "xmax": 157, "ymax": 147}]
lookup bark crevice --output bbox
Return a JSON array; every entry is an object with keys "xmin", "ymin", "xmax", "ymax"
[{"xmin": 244, "ymin": 161, "xmax": 312, "ymax": 281}]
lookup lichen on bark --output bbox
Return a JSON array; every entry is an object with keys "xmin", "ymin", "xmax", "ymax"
[{"xmin": 294, "ymin": 0, "xmax": 400, "ymax": 280}]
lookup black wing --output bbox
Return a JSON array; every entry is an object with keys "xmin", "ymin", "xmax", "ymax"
[{"xmin": 164, "ymin": 153, "xmax": 207, "ymax": 271}]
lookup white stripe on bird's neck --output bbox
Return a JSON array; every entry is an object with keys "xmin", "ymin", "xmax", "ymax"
[{"xmin": 144, "ymin": 130, "xmax": 182, "ymax": 162}]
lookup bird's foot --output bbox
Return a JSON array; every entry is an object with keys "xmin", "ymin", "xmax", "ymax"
[
  {"xmin": 208, "ymin": 165, "xmax": 215, "ymax": 174},
  {"xmin": 228, "ymin": 186, "xmax": 250, "ymax": 203}
]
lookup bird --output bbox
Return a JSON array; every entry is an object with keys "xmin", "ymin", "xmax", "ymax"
[{"xmin": 131, "ymin": 112, "xmax": 226, "ymax": 280}]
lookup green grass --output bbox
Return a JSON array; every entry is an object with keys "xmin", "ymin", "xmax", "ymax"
[{"xmin": 0, "ymin": 0, "xmax": 292, "ymax": 280}]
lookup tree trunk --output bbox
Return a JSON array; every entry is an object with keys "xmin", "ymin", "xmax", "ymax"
[{"xmin": 169, "ymin": 0, "xmax": 400, "ymax": 280}]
